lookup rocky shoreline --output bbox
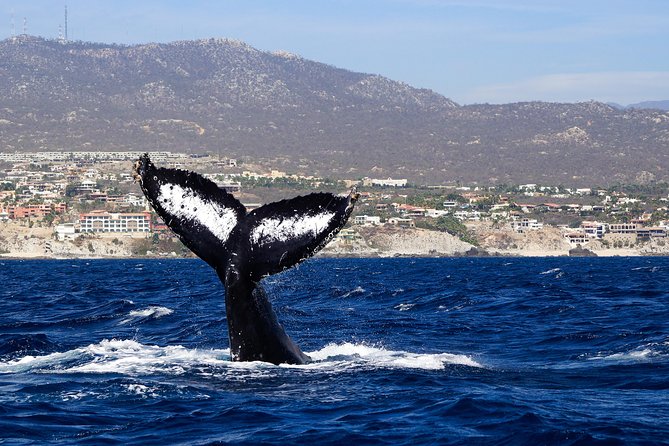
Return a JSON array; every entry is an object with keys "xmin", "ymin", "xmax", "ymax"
[{"xmin": 2, "ymin": 221, "xmax": 666, "ymax": 260}]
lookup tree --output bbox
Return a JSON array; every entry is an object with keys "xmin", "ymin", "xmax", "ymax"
[
  {"xmin": 432, "ymin": 216, "xmax": 479, "ymax": 246},
  {"xmin": 65, "ymin": 184, "xmax": 79, "ymax": 197},
  {"xmin": 43, "ymin": 212, "xmax": 56, "ymax": 227}
]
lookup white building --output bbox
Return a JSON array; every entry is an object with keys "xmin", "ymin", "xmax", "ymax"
[
  {"xmin": 425, "ymin": 209, "xmax": 449, "ymax": 218},
  {"xmin": 362, "ymin": 177, "xmax": 408, "ymax": 187},
  {"xmin": 124, "ymin": 193, "xmax": 148, "ymax": 208},
  {"xmin": 580, "ymin": 221, "xmax": 607, "ymax": 239},
  {"xmin": 564, "ymin": 232, "xmax": 589, "ymax": 245},
  {"xmin": 387, "ymin": 217, "xmax": 415, "ymax": 227},
  {"xmin": 511, "ymin": 218, "xmax": 543, "ymax": 233},
  {"xmin": 353, "ymin": 215, "xmax": 382, "ymax": 226},
  {"xmin": 454, "ymin": 210, "xmax": 481, "ymax": 221},
  {"xmin": 55, "ymin": 223, "xmax": 77, "ymax": 241},
  {"xmin": 79, "ymin": 211, "xmax": 151, "ymax": 234}
]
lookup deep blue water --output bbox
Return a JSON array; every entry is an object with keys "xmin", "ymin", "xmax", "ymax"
[{"xmin": 1, "ymin": 257, "xmax": 668, "ymax": 445}]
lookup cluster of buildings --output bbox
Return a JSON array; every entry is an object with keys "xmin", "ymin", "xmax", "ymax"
[
  {"xmin": 0, "ymin": 151, "xmax": 245, "ymax": 245},
  {"xmin": 3, "ymin": 151, "xmax": 669, "ymax": 251},
  {"xmin": 563, "ymin": 221, "xmax": 668, "ymax": 246},
  {"xmin": 0, "ymin": 152, "xmax": 165, "ymax": 238},
  {"xmin": 351, "ymin": 185, "xmax": 669, "ymax": 248}
]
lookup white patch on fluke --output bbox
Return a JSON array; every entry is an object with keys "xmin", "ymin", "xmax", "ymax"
[
  {"xmin": 158, "ymin": 183, "xmax": 237, "ymax": 242},
  {"xmin": 251, "ymin": 212, "xmax": 335, "ymax": 245}
]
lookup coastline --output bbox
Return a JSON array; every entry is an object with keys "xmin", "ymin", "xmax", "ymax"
[{"xmin": 1, "ymin": 221, "xmax": 666, "ymax": 260}]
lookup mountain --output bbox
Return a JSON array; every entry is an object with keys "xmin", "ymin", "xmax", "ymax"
[
  {"xmin": 626, "ymin": 100, "xmax": 669, "ymax": 111},
  {"xmin": 609, "ymin": 100, "xmax": 669, "ymax": 111},
  {"xmin": 1, "ymin": 35, "xmax": 668, "ymax": 186}
]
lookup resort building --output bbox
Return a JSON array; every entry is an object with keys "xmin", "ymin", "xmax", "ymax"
[{"xmin": 79, "ymin": 211, "xmax": 151, "ymax": 234}]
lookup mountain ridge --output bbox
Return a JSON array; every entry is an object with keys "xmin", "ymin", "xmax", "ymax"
[
  {"xmin": 609, "ymin": 100, "xmax": 669, "ymax": 111},
  {"xmin": 1, "ymin": 35, "xmax": 668, "ymax": 186}
]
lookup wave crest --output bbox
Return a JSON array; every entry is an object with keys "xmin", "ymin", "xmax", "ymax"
[
  {"xmin": 305, "ymin": 342, "xmax": 481, "ymax": 370},
  {"xmin": 120, "ymin": 306, "xmax": 174, "ymax": 324},
  {"xmin": 0, "ymin": 339, "xmax": 481, "ymax": 376}
]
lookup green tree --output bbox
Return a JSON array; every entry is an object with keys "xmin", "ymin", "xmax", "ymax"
[{"xmin": 422, "ymin": 215, "xmax": 479, "ymax": 246}]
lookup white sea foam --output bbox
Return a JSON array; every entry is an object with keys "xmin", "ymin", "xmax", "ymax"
[
  {"xmin": 158, "ymin": 183, "xmax": 237, "ymax": 241},
  {"xmin": 0, "ymin": 339, "xmax": 233, "ymax": 376},
  {"xmin": 540, "ymin": 268, "xmax": 562, "ymax": 275},
  {"xmin": 125, "ymin": 383, "xmax": 159, "ymax": 398},
  {"xmin": 61, "ymin": 391, "xmax": 93, "ymax": 401},
  {"xmin": 0, "ymin": 339, "xmax": 481, "ymax": 376},
  {"xmin": 303, "ymin": 342, "xmax": 481, "ymax": 370},
  {"xmin": 341, "ymin": 286, "xmax": 365, "ymax": 298},
  {"xmin": 394, "ymin": 303, "xmax": 415, "ymax": 311},
  {"xmin": 251, "ymin": 211, "xmax": 335, "ymax": 246},
  {"xmin": 119, "ymin": 306, "xmax": 174, "ymax": 324},
  {"xmin": 631, "ymin": 266, "xmax": 660, "ymax": 272},
  {"xmin": 587, "ymin": 348, "xmax": 655, "ymax": 362}
]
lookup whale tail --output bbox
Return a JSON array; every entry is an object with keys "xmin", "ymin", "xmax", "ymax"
[{"xmin": 134, "ymin": 154, "xmax": 357, "ymax": 364}]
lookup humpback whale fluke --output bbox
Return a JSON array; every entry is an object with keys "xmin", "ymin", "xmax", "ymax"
[{"xmin": 134, "ymin": 154, "xmax": 358, "ymax": 365}]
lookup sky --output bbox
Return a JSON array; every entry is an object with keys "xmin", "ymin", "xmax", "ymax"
[{"xmin": 2, "ymin": 0, "xmax": 669, "ymax": 105}]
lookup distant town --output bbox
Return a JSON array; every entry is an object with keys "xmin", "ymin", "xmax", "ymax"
[{"xmin": 2, "ymin": 150, "xmax": 669, "ymax": 258}]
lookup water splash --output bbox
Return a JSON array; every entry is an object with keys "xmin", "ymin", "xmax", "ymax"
[
  {"xmin": 119, "ymin": 306, "xmax": 174, "ymax": 324},
  {"xmin": 0, "ymin": 339, "xmax": 481, "ymax": 376}
]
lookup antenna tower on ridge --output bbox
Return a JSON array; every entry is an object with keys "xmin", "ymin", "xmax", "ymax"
[{"xmin": 64, "ymin": 5, "xmax": 68, "ymax": 41}]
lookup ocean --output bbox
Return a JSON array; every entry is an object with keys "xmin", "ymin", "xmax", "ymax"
[{"xmin": 0, "ymin": 257, "xmax": 668, "ymax": 445}]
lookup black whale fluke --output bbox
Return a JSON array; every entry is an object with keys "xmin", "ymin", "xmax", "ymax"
[{"xmin": 134, "ymin": 154, "xmax": 358, "ymax": 364}]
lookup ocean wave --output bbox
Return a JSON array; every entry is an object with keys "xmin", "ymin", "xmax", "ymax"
[
  {"xmin": 540, "ymin": 268, "xmax": 562, "ymax": 275},
  {"xmin": 587, "ymin": 349, "xmax": 654, "ymax": 362},
  {"xmin": 394, "ymin": 303, "xmax": 415, "ymax": 311},
  {"xmin": 340, "ymin": 286, "xmax": 366, "ymax": 298},
  {"xmin": 304, "ymin": 342, "xmax": 482, "ymax": 370},
  {"xmin": 0, "ymin": 339, "xmax": 232, "ymax": 376},
  {"xmin": 0, "ymin": 339, "xmax": 481, "ymax": 377},
  {"xmin": 631, "ymin": 266, "xmax": 660, "ymax": 272},
  {"xmin": 119, "ymin": 306, "xmax": 174, "ymax": 324},
  {"xmin": 0, "ymin": 333, "xmax": 57, "ymax": 357},
  {"xmin": 586, "ymin": 343, "xmax": 668, "ymax": 363}
]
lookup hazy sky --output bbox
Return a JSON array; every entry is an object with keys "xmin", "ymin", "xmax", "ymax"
[{"xmin": 2, "ymin": 0, "xmax": 669, "ymax": 105}]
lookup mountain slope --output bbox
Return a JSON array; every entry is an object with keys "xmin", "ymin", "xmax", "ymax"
[{"xmin": 1, "ymin": 35, "xmax": 668, "ymax": 185}]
